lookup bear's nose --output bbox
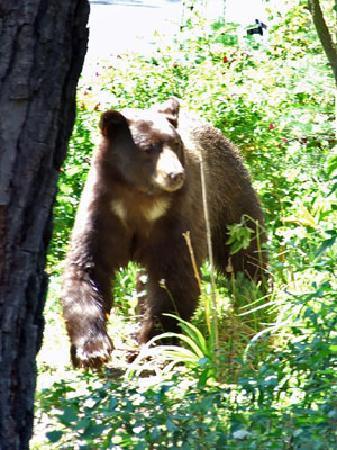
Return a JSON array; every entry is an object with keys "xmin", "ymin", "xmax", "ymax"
[{"xmin": 168, "ymin": 171, "xmax": 184, "ymax": 184}]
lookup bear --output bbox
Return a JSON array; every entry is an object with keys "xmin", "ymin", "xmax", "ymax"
[{"xmin": 62, "ymin": 97, "xmax": 266, "ymax": 368}]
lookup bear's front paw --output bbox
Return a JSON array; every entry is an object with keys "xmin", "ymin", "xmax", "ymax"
[{"xmin": 71, "ymin": 333, "xmax": 113, "ymax": 369}]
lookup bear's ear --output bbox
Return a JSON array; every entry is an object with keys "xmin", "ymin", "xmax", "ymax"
[
  {"xmin": 99, "ymin": 110, "xmax": 129, "ymax": 138},
  {"xmin": 156, "ymin": 97, "xmax": 180, "ymax": 128}
]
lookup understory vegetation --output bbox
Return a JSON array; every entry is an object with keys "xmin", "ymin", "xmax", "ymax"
[{"xmin": 33, "ymin": 1, "xmax": 337, "ymax": 449}]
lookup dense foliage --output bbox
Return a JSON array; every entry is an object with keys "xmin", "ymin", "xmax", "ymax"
[{"xmin": 33, "ymin": 1, "xmax": 337, "ymax": 449}]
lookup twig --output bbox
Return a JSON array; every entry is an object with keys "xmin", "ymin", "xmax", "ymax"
[{"xmin": 198, "ymin": 142, "xmax": 219, "ymax": 357}]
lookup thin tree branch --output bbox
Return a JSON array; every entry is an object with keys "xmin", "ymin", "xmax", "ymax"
[{"xmin": 308, "ymin": 0, "xmax": 337, "ymax": 86}]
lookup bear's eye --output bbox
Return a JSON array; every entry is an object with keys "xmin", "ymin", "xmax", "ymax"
[{"xmin": 144, "ymin": 143, "xmax": 162, "ymax": 153}]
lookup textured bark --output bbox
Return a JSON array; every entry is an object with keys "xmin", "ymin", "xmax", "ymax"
[{"xmin": 0, "ymin": 1, "xmax": 89, "ymax": 449}]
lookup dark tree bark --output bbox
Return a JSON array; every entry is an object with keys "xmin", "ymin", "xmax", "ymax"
[{"xmin": 0, "ymin": 1, "xmax": 89, "ymax": 449}]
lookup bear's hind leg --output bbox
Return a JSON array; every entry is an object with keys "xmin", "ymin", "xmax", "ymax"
[{"xmin": 138, "ymin": 251, "xmax": 201, "ymax": 344}]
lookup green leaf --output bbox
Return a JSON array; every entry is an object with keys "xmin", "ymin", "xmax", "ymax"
[
  {"xmin": 46, "ymin": 430, "xmax": 63, "ymax": 443},
  {"xmin": 58, "ymin": 406, "xmax": 78, "ymax": 426},
  {"xmin": 327, "ymin": 155, "xmax": 337, "ymax": 177},
  {"xmin": 329, "ymin": 344, "xmax": 337, "ymax": 352},
  {"xmin": 316, "ymin": 235, "xmax": 337, "ymax": 258},
  {"xmin": 198, "ymin": 368, "xmax": 211, "ymax": 388},
  {"xmin": 282, "ymin": 206, "xmax": 316, "ymax": 228},
  {"xmin": 166, "ymin": 419, "xmax": 177, "ymax": 432}
]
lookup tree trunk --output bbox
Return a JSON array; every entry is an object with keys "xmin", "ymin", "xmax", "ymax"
[{"xmin": 0, "ymin": 1, "xmax": 89, "ymax": 449}]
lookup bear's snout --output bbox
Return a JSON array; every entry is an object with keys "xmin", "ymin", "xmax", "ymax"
[
  {"xmin": 155, "ymin": 166, "xmax": 184, "ymax": 192},
  {"xmin": 154, "ymin": 146, "xmax": 185, "ymax": 192},
  {"xmin": 166, "ymin": 170, "xmax": 185, "ymax": 190}
]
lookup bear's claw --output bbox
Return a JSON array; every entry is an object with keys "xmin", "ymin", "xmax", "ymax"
[{"xmin": 71, "ymin": 333, "xmax": 113, "ymax": 369}]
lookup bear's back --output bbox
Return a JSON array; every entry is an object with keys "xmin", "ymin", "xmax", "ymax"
[{"xmin": 177, "ymin": 110, "xmax": 264, "ymax": 226}]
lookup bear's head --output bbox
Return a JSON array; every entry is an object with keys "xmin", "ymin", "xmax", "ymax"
[{"xmin": 99, "ymin": 98, "xmax": 185, "ymax": 195}]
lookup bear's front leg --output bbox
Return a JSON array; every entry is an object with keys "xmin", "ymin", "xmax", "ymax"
[{"xmin": 62, "ymin": 264, "xmax": 113, "ymax": 368}]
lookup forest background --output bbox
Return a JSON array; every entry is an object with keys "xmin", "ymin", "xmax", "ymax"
[{"xmin": 32, "ymin": 0, "xmax": 337, "ymax": 448}]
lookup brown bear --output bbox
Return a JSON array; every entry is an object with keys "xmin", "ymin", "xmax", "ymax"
[{"xmin": 62, "ymin": 98, "xmax": 266, "ymax": 368}]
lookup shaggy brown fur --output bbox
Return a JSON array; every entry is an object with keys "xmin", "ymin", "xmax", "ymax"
[{"xmin": 62, "ymin": 98, "xmax": 266, "ymax": 368}]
